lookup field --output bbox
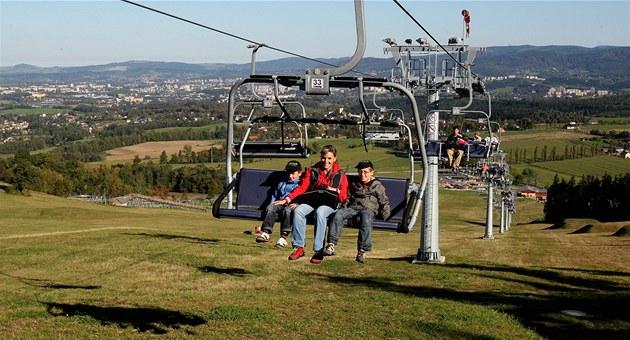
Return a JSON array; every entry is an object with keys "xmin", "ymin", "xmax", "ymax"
[
  {"xmin": 99, "ymin": 131, "xmax": 630, "ymax": 188},
  {"xmin": 104, "ymin": 140, "xmax": 219, "ymax": 162},
  {"xmin": 2, "ymin": 125, "xmax": 629, "ymax": 337},
  {"xmin": 0, "ymin": 187, "xmax": 628, "ymax": 338},
  {"xmin": 592, "ymin": 118, "xmax": 630, "ymax": 132},
  {"xmin": 100, "ymin": 138, "xmax": 416, "ymax": 179},
  {"xmin": 0, "ymin": 108, "xmax": 72, "ymax": 116}
]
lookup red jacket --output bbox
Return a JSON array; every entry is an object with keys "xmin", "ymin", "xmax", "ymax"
[{"xmin": 286, "ymin": 162, "xmax": 348, "ymax": 204}]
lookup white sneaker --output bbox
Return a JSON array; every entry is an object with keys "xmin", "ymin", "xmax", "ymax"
[
  {"xmin": 256, "ymin": 232, "xmax": 270, "ymax": 243},
  {"xmin": 275, "ymin": 237, "xmax": 288, "ymax": 249},
  {"xmin": 323, "ymin": 243, "xmax": 336, "ymax": 256},
  {"xmin": 356, "ymin": 249, "xmax": 366, "ymax": 263}
]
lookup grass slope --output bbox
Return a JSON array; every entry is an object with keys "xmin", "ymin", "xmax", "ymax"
[
  {"xmin": 0, "ymin": 189, "xmax": 628, "ymax": 339},
  {"xmin": 512, "ymin": 155, "xmax": 630, "ymax": 187}
]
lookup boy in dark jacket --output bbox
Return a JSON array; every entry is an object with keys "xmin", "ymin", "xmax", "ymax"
[
  {"xmin": 255, "ymin": 160, "xmax": 302, "ymax": 248},
  {"xmin": 323, "ymin": 160, "xmax": 390, "ymax": 263}
]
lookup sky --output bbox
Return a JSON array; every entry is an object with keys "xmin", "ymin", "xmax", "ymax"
[{"xmin": 1, "ymin": 0, "xmax": 629, "ymax": 68}]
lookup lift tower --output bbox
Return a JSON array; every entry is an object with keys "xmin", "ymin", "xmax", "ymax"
[{"xmin": 384, "ymin": 37, "xmax": 486, "ymax": 263}]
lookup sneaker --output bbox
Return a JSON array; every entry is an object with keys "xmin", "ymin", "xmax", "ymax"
[
  {"xmin": 323, "ymin": 243, "xmax": 336, "ymax": 256},
  {"xmin": 310, "ymin": 251, "xmax": 324, "ymax": 264},
  {"xmin": 275, "ymin": 237, "xmax": 288, "ymax": 249},
  {"xmin": 288, "ymin": 247, "xmax": 304, "ymax": 260},
  {"xmin": 255, "ymin": 232, "xmax": 270, "ymax": 243},
  {"xmin": 356, "ymin": 249, "xmax": 366, "ymax": 263}
]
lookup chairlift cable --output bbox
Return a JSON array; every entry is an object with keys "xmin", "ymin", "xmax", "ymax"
[{"xmin": 121, "ymin": 0, "xmax": 373, "ymax": 77}]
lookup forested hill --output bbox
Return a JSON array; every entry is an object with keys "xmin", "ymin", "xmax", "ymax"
[{"xmin": 1, "ymin": 46, "xmax": 629, "ymax": 91}]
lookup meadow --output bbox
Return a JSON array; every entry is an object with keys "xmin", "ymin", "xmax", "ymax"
[
  {"xmin": 0, "ymin": 108, "xmax": 71, "ymax": 116},
  {"xmin": 104, "ymin": 140, "xmax": 218, "ymax": 162},
  {"xmin": 0, "ymin": 183, "xmax": 628, "ymax": 338},
  {"xmin": 1, "ymin": 125, "xmax": 629, "ymax": 338},
  {"xmin": 100, "ymin": 128, "xmax": 630, "ymax": 188}
]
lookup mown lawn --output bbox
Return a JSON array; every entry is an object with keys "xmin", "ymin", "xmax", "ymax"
[
  {"xmin": 0, "ymin": 188, "xmax": 628, "ymax": 339},
  {"xmin": 0, "ymin": 108, "xmax": 72, "ymax": 116},
  {"xmin": 512, "ymin": 155, "xmax": 630, "ymax": 187}
]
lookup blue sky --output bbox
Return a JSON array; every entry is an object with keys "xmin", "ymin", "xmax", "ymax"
[{"xmin": 1, "ymin": 0, "xmax": 629, "ymax": 67}]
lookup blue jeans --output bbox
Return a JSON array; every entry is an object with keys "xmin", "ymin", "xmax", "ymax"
[
  {"xmin": 261, "ymin": 203, "xmax": 292, "ymax": 235},
  {"xmin": 328, "ymin": 207, "xmax": 375, "ymax": 251},
  {"xmin": 291, "ymin": 203, "xmax": 336, "ymax": 252}
]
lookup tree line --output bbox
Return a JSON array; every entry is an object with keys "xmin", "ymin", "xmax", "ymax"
[
  {"xmin": 544, "ymin": 173, "xmax": 630, "ymax": 223},
  {"xmin": 507, "ymin": 144, "xmax": 604, "ymax": 164},
  {"xmin": 0, "ymin": 149, "xmax": 226, "ymax": 199}
]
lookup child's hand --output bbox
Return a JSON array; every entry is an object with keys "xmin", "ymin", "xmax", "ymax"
[
  {"xmin": 272, "ymin": 200, "xmax": 286, "ymax": 206},
  {"xmin": 289, "ymin": 203, "xmax": 298, "ymax": 209}
]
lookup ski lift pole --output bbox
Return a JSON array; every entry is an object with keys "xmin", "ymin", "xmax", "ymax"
[
  {"xmin": 272, "ymin": 76, "xmax": 294, "ymax": 148},
  {"xmin": 499, "ymin": 197, "xmax": 506, "ymax": 234},
  {"xmin": 247, "ymin": 43, "xmax": 266, "ymax": 100},
  {"xmin": 304, "ymin": 0, "xmax": 365, "ymax": 93},
  {"xmin": 381, "ymin": 81, "xmax": 427, "ymax": 232},
  {"xmin": 226, "ymin": 78, "xmax": 248, "ymax": 208},
  {"xmin": 451, "ymin": 66, "xmax": 474, "ymax": 115},
  {"xmin": 358, "ymin": 78, "xmax": 371, "ymax": 152},
  {"xmin": 484, "ymin": 178, "xmax": 494, "ymax": 239},
  {"xmin": 413, "ymin": 108, "xmax": 443, "ymax": 263}
]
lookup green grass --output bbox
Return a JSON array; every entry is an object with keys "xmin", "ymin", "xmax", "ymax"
[
  {"xmin": 0, "ymin": 189, "xmax": 628, "ymax": 338},
  {"xmin": 0, "ymin": 108, "xmax": 72, "ymax": 116},
  {"xmin": 593, "ymin": 117, "xmax": 630, "ymax": 132},
  {"xmin": 513, "ymin": 155, "xmax": 630, "ymax": 186},
  {"xmin": 590, "ymin": 125, "xmax": 630, "ymax": 132},
  {"xmin": 148, "ymin": 123, "xmax": 224, "ymax": 134}
]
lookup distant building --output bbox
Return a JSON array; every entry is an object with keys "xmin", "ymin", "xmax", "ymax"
[
  {"xmin": 612, "ymin": 146, "xmax": 625, "ymax": 156},
  {"xmin": 518, "ymin": 186, "xmax": 547, "ymax": 202},
  {"xmin": 564, "ymin": 122, "xmax": 579, "ymax": 130},
  {"xmin": 112, "ymin": 197, "xmax": 128, "ymax": 206}
]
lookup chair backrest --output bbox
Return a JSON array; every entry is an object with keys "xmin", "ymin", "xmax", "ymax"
[
  {"xmin": 346, "ymin": 175, "xmax": 409, "ymax": 222},
  {"xmin": 467, "ymin": 141, "xmax": 488, "ymax": 158},
  {"xmin": 235, "ymin": 169, "xmax": 409, "ymax": 223},
  {"xmin": 425, "ymin": 140, "xmax": 444, "ymax": 157},
  {"xmin": 235, "ymin": 168, "xmax": 285, "ymax": 210}
]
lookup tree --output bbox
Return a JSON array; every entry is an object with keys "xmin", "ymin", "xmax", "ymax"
[{"xmin": 159, "ymin": 150, "xmax": 168, "ymax": 164}]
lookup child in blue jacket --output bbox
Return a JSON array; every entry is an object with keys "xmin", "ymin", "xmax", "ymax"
[{"xmin": 255, "ymin": 160, "xmax": 302, "ymax": 248}]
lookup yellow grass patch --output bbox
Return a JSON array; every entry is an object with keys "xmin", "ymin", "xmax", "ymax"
[
  {"xmin": 105, "ymin": 140, "xmax": 215, "ymax": 161},
  {"xmin": 501, "ymin": 131, "xmax": 592, "ymax": 142}
]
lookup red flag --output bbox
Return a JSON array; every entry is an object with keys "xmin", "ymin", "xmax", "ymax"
[{"xmin": 462, "ymin": 9, "xmax": 471, "ymax": 38}]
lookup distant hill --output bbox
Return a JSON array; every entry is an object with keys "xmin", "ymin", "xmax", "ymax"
[{"xmin": 1, "ymin": 45, "xmax": 629, "ymax": 91}]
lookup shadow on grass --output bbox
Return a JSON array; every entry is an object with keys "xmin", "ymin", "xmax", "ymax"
[
  {"xmin": 198, "ymin": 265, "xmax": 251, "ymax": 276},
  {"xmin": 444, "ymin": 263, "xmax": 628, "ymax": 292},
  {"xmin": 462, "ymin": 220, "xmax": 488, "ymax": 227},
  {"xmin": 0, "ymin": 272, "xmax": 100, "ymax": 290},
  {"xmin": 123, "ymin": 232, "xmax": 220, "ymax": 245},
  {"xmin": 545, "ymin": 266, "xmax": 630, "ymax": 278},
  {"xmin": 45, "ymin": 302, "xmax": 205, "ymax": 334},
  {"xmin": 315, "ymin": 262, "xmax": 630, "ymax": 339},
  {"xmin": 545, "ymin": 222, "xmax": 567, "ymax": 230}
]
